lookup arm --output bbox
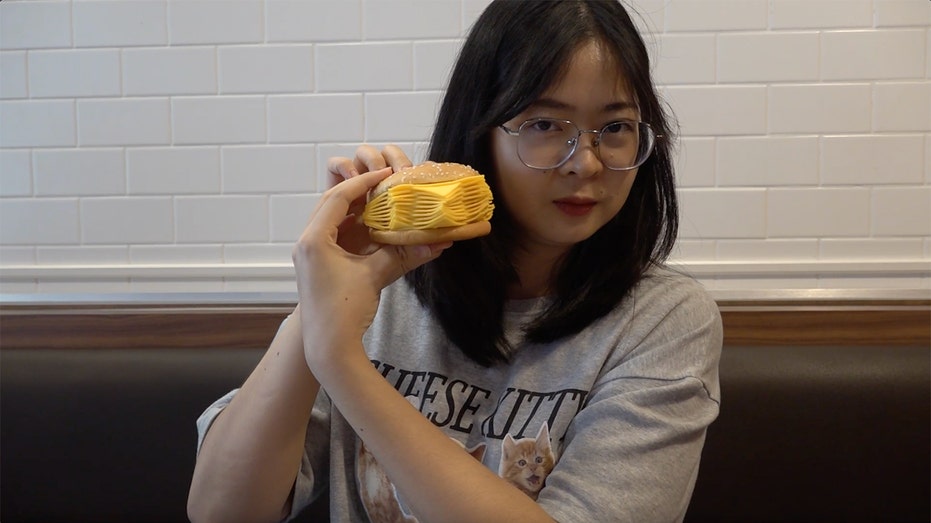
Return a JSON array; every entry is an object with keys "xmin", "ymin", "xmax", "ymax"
[
  {"xmin": 187, "ymin": 306, "xmax": 319, "ymax": 523},
  {"xmin": 291, "ymin": 148, "xmax": 559, "ymax": 523}
]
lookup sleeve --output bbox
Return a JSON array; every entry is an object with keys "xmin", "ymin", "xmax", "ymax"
[{"xmin": 537, "ymin": 283, "xmax": 722, "ymax": 523}]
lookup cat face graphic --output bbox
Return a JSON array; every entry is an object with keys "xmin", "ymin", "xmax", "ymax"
[{"xmin": 498, "ymin": 423, "xmax": 556, "ymax": 500}]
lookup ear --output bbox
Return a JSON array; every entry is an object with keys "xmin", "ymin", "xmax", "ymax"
[
  {"xmin": 502, "ymin": 433, "xmax": 517, "ymax": 458},
  {"xmin": 467, "ymin": 442, "xmax": 487, "ymax": 463},
  {"xmin": 535, "ymin": 423, "xmax": 551, "ymax": 449}
]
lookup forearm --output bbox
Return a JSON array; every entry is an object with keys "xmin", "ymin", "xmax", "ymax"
[
  {"xmin": 188, "ymin": 307, "xmax": 319, "ymax": 523},
  {"xmin": 309, "ymin": 344, "xmax": 557, "ymax": 523}
]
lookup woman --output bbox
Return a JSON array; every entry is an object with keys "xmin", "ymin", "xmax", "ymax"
[{"xmin": 188, "ymin": 1, "xmax": 721, "ymax": 522}]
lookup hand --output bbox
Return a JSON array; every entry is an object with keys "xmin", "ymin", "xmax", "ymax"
[{"xmin": 292, "ymin": 167, "xmax": 451, "ymax": 369}]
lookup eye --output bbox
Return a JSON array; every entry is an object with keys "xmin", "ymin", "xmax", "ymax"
[
  {"xmin": 526, "ymin": 119, "xmax": 563, "ymax": 133},
  {"xmin": 518, "ymin": 459, "xmax": 527, "ymax": 467},
  {"xmin": 535, "ymin": 456, "xmax": 543, "ymax": 464},
  {"xmin": 604, "ymin": 120, "xmax": 635, "ymax": 134}
]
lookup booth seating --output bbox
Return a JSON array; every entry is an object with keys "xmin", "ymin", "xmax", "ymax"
[{"xmin": 2, "ymin": 342, "xmax": 929, "ymax": 522}]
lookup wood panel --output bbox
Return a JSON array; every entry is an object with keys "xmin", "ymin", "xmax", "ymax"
[{"xmin": 1, "ymin": 300, "xmax": 928, "ymax": 349}]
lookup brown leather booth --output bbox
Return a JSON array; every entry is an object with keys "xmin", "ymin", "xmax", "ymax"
[{"xmin": 1, "ymin": 301, "xmax": 928, "ymax": 522}]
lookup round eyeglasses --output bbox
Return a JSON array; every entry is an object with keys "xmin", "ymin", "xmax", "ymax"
[{"xmin": 499, "ymin": 118, "xmax": 660, "ymax": 171}]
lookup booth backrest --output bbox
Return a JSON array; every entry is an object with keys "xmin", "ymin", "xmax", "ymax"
[{"xmin": 2, "ymin": 343, "xmax": 928, "ymax": 522}]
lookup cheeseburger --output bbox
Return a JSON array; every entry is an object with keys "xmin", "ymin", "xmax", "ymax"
[{"xmin": 362, "ymin": 162, "xmax": 495, "ymax": 245}]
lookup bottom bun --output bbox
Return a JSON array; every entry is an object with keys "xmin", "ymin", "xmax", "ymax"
[{"xmin": 369, "ymin": 221, "xmax": 491, "ymax": 246}]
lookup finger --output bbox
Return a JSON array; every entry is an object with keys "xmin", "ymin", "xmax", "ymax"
[
  {"xmin": 367, "ymin": 242, "xmax": 453, "ymax": 287},
  {"xmin": 381, "ymin": 145, "xmax": 413, "ymax": 172},
  {"xmin": 352, "ymin": 145, "xmax": 388, "ymax": 174},
  {"xmin": 308, "ymin": 168, "xmax": 393, "ymax": 239},
  {"xmin": 325, "ymin": 156, "xmax": 359, "ymax": 189}
]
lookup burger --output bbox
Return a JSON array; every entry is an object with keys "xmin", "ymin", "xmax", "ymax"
[{"xmin": 362, "ymin": 162, "xmax": 494, "ymax": 245}]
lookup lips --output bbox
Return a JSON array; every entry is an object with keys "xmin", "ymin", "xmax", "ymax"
[{"xmin": 554, "ymin": 196, "xmax": 597, "ymax": 216}]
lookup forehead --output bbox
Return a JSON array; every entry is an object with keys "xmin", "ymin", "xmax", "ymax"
[{"xmin": 538, "ymin": 40, "xmax": 636, "ymax": 111}]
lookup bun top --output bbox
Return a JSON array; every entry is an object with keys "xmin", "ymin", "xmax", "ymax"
[{"xmin": 371, "ymin": 162, "xmax": 482, "ymax": 197}]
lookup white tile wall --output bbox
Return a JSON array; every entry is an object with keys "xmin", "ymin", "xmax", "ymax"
[
  {"xmin": 122, "ymin": 47, "xmax": 217, "ymax": 96},
  {"xmin": 0, "ymin": 0, "xmax": 928, "ymax": 293},
  {"xmin": 0, "ymin": 150, "xmax": 31, "ymax": 196},
  {"xmin": 0, "ymin": 51, "xmax": 27, "ymax": 99},
  {"xmin": 33, "ymin": 148, "xmax": 126, "ymax": 196},
  {"xmin": 127, "ymin": 147, "xmax": 221, "ymax": 195},
  {"xmin": 73, "ymin": 0, "xmax": 168, "ymax": 48}
]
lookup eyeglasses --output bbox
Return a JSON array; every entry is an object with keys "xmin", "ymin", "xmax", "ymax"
[{"xmin": 499, "ymin": 118, "xmax": 659, "ymax": 171}]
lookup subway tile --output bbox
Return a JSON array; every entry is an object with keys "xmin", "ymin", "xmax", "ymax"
[
  {"xmin": 81, "ymin": 197, "xmax": 174, "ymax": 244},
  {"xmin": 28, "ymin": 49, "xmax": 121, "ymax": 98},
  {"xmin": 717, "ymin": 32, "xmax": 819, "ymax": 83},
  {"xmin": 771, "ymin": 0, "xmax": 872, "ymax": 29},
  {"xmin": 33, "ymin": 148, "xmax": 125, "ymax": 196},
  {"xmin": 767, "ymin": 188, "xmax": 871, "ymax": 237},
  {"xmin": 175, "ymin": 195, "xmax": 269, "ymax": 243},
  {"xmin": 268, "ymin": 94, "xmax": 364, "ymax": 143},
  {"xmin": 219, "ymin": 45, "xmax": 313, "ymax": 94},
  {"xmin": 169, "ymin": 0, "xmax": 263, "ymax": 45},
  {"xmin": 363, "ymin": 1, "xmax": 460, "ymax": 40},
  {"xmin": 653, "ymin": 34, "xmax": 715, "ymax": 85},
  {"xmin": 315, "ymin": 43, "xmax": 413, "ymax": 92},
  {"xmin": 1, "ymin": 100, "xmax": 75, "ymax": 148},
  {"xmin": 675, "ymin": 137, "xmax": 715, "ymax": 188},
  {"xmin": 628, "ymin": 0, "xmax": 665, "ymax": 37},
  {"xmin": 365, "ymin": 92, "xmax": 444, "ymax": 142},
  {"xmin": 0, "ymin": 150, "xmax": 31, "ymax": 197},
  {"xmin": 0, "ymin": 245, "xmax": 36, "ymax": 265},
  {"xmin": 122, "ymin": 47, "xmax": 217, "ymax": 96},
  {"xmin": 769, "ymin": 84, "xmax": 871, "ymax": 134},
  {"xmin": 270, "ymin": 194, "xmax": 319, "ymax": 242},
  {"xmin": 37, "ymin": 245, "xmax": 128, "ymax": 265},
  {"xmin": 871, "ymin": 186, "xmax": 931, "ymax": 236},
  {"xmin": 127, "ymin": 146, "xmax": 220, "ymax": 195},
  {"xmin": 665, "ymin": 86, "xmax": 767, "ymax": 136},
  {"xmin": 222, "ymin": 145, "xmax": 316, "ymax": 193},
  {"xmin": 266, "ymin": 0, "xmax": 361, "ymax": 42},
  {"xmin": 171, "ymin": 96, "xmax": 266, "ymax": 145},
  {"xmin": 716, "ymin": 239, "xmax": 819, "ymax": 260},
  {"xmin": 874, "ymin": 0, "xmax": 931, "ymax": 27},
  {"xmin": 820, "ymin": 238, "xmax": 925, "ymax": 260},
  {"xmin": 0, "ymin": 1, "xmax": 72, "ymax": 50},
  {"xmin": 0, "ymin": 52, "xmax": 27, "ymax": 99},
  {"xmin": 873, "ymin": 81, "xmax": 931, "ymax": 132},
  {"xmin": 0, "ymin": 198, "xmax": 79, "ymax": 245},
  {"xmin": 677, "ymin": 188, "xmax": 767, "ymax": 239},
  {"xmin": 129, "ymin": 244, "xmax": 223, "ymax": 264},
  {"xmin": 78, "ymin": 98, "xmax": 171, "ymax": 146},
  {"xmin": 223, "ymin": 243, "xmax": 293, "ymax": 263},
  {"xmin": 717, "ymin": 136, "xmax": 819, "ymax": 187},
  {"xmin": 822, "ymin": 30, "xmax": 926, "ymax": 81},
  {"xmin": 821, "ymin": 135, "xmax": 925, "ymax": 186},
  {"xmin": 414, "ymin": 40, "xmax": 461, "ymax": 90},
  {"xmin": 665, "ymin": 0, "xmax": 767, "ymax": 32},
  {"xmin": 73, "ymin": 0, "xmax": 167, "ymax": 47}
]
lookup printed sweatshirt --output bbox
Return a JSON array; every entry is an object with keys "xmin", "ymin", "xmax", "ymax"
[{"xmin": 196, "ymin": 265, "xmax": 722, "ymax": 523}]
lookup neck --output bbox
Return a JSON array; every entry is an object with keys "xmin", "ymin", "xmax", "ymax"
[{"xmin": 506, "ymin": 245, "xmax": 568, "ymax": 299}]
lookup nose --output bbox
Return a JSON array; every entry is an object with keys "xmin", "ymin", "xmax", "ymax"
[{"xmin": 562, "ymin": 130, "xmax": 603, "ymax": 177}]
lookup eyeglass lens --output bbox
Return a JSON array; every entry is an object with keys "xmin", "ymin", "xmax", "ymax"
[{"xmin": 516, "ymin": 119, "xmax": 655, "ymax": 170}]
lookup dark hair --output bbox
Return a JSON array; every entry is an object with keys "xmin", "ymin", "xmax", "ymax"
[{"xmin": 406, "ymin": 0, "xmax": 678, "ymax": 366}]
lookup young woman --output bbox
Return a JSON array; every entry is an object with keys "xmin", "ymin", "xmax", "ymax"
[{"xmin": 188, "ymin": 1, "xmax": 721, "ymax": 522}]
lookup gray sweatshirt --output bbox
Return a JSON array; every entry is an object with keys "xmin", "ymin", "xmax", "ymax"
[{"xmin": 197, "ymin": 265, "xmax": 722, "ymax": 522}]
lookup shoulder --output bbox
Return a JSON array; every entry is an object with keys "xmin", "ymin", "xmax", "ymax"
[{"xmin": 629, "ymin": 264, "xmax": 720, "ymax": 327}]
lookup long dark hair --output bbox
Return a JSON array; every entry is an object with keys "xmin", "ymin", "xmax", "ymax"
[{"xmin": 406, "ymin": 0, "xmax": 678, "ymax": 366}]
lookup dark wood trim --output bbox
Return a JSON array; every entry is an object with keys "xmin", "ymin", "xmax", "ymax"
[{"xmin": 2, "ymin": 300, "xmax": 928, "ymax": 350}]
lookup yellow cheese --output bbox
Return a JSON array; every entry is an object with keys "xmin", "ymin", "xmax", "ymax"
[{"xmin": 363, "ymin": 176, "xmax": 494, "ymax": 231}]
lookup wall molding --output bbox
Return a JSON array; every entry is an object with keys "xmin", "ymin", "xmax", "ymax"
[{"xmin": 1, "ymin": 259, "xmax": 928, "ymax": 281}]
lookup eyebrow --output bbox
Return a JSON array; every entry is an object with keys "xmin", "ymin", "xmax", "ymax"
[{"xmin": 529, "ymin": 97, "xmax": 639, "ymax": 113}]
